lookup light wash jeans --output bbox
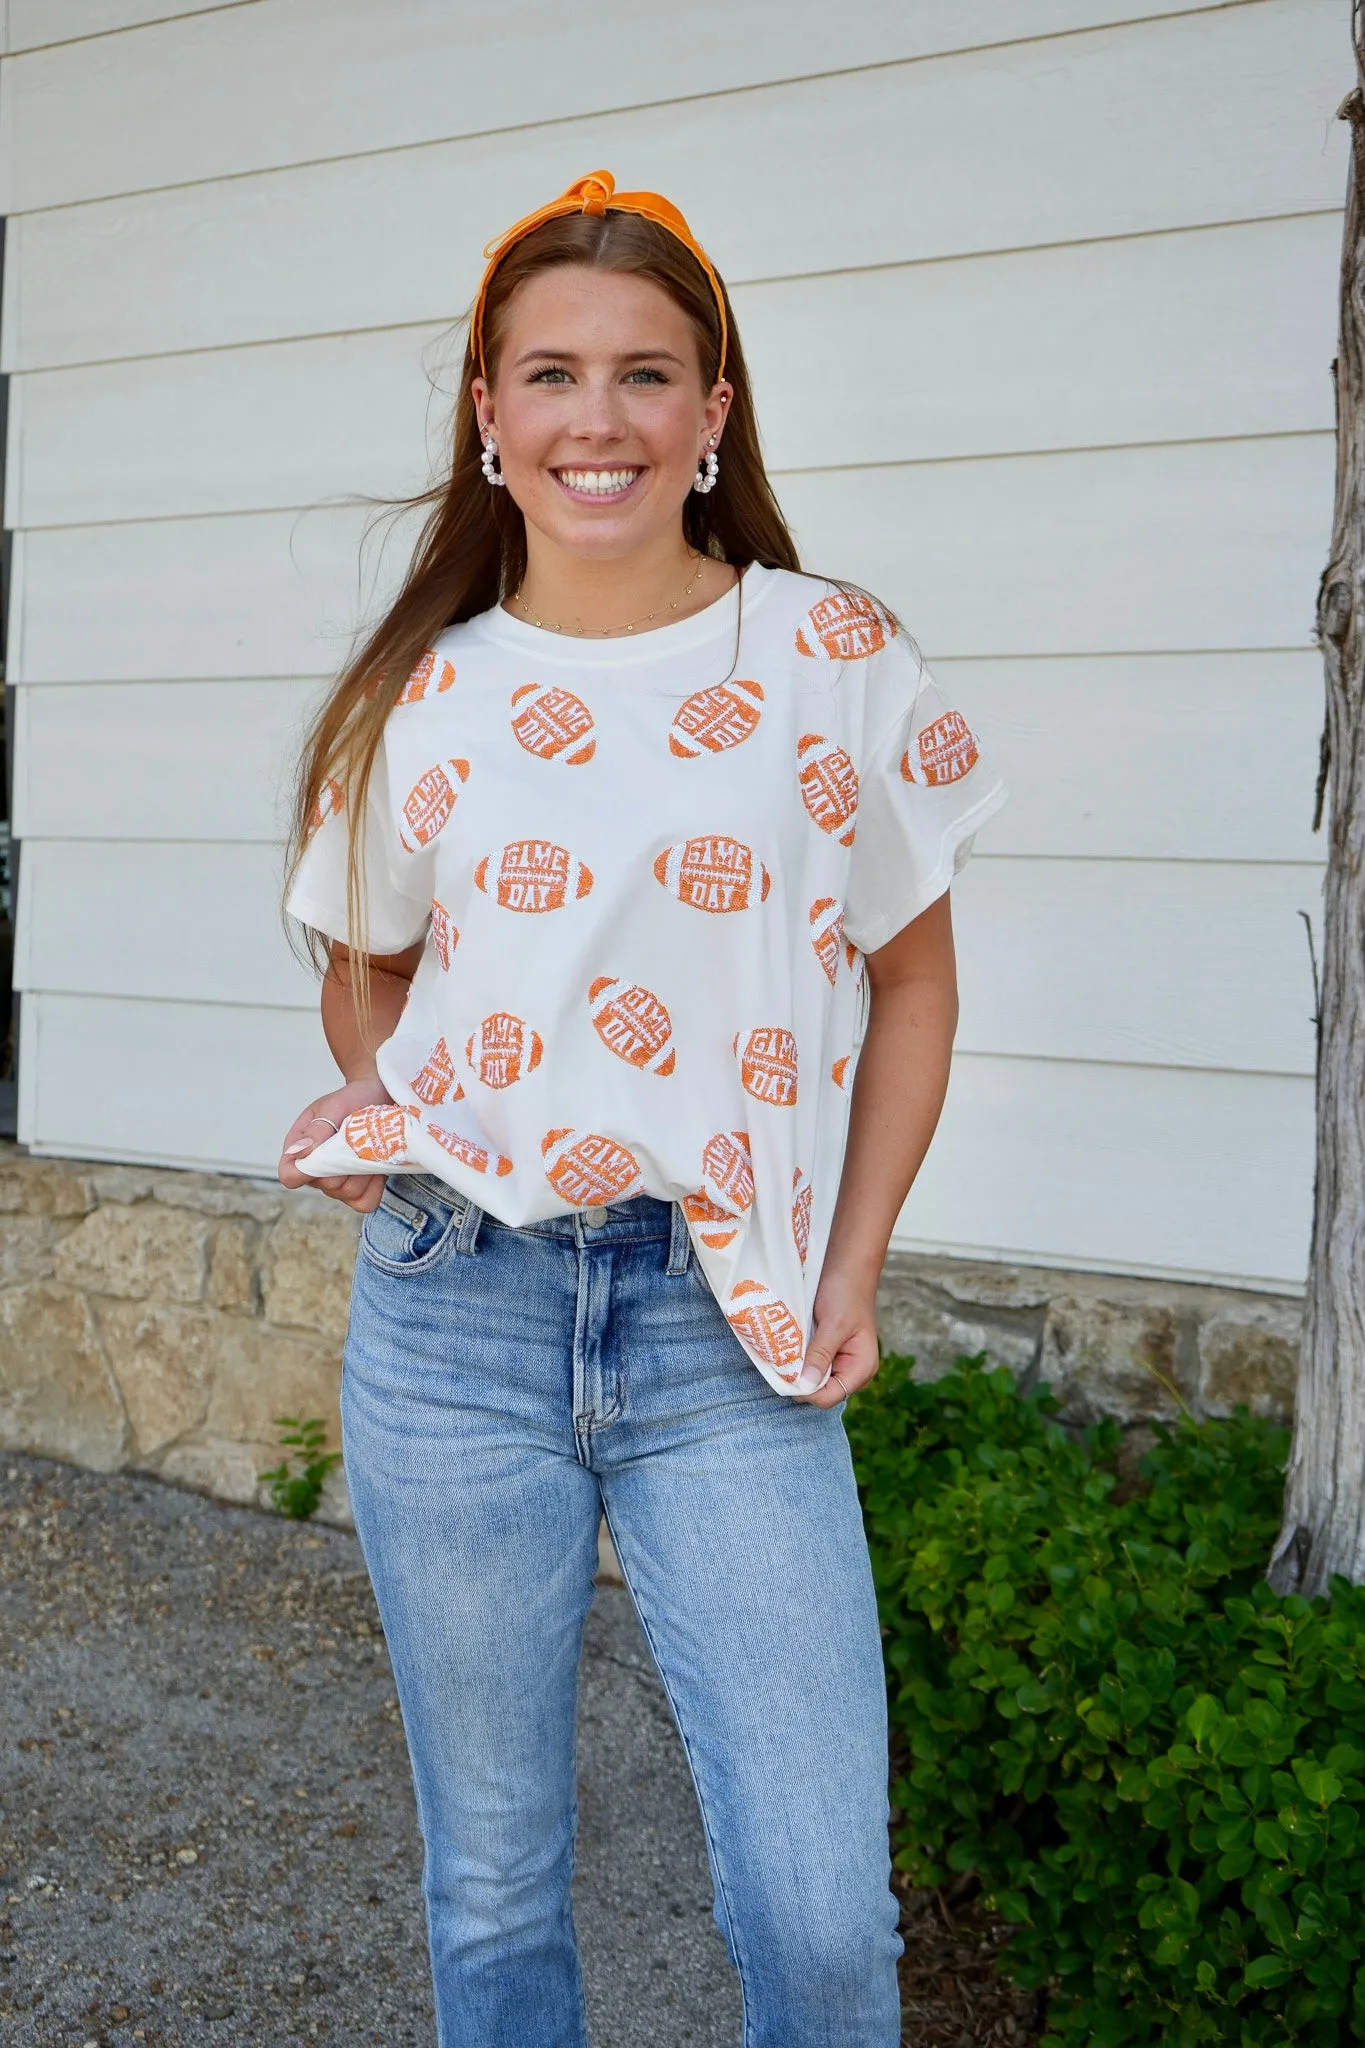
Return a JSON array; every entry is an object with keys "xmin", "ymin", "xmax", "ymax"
[{"xmin": 341, "ymin": 1174, "xmax": 902, "ymax": 2048}]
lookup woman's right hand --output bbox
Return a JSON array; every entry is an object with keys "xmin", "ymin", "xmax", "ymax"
[{"xmin": 277, "ymin": 1076, "xmax": 394, "ymax": 1213}]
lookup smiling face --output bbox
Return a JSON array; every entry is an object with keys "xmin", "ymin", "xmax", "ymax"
[{"xmin": 472, "ymin": 264, "xmax": 731, "ymax": 564}]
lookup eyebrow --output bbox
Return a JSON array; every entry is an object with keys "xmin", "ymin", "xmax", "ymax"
[{"xmin": 512, "ymin": 346, "xmax": 689, "ymax": 369}]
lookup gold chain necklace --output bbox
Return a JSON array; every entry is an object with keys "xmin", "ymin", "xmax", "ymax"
[{"xmin": 510, "ymin": 552, "xmax": 707, "ymax": 637}]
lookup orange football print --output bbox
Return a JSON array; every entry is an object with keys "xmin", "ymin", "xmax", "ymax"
[
  {"xmin": 901, "ymin": 709, "xmax": 980, "ymax": 788},
  {"xmin": 430, "ymin": 898, "xmax": 458, "ymax": 971},
  {"xmin": 794, "ymin": 590, "xmax": 896, "ymax": 662},
  {"xmin": 683, "ymin": 1130, "xmax": 754, "ymax": 1249},
  {"xmin": 653, "ymin": 835, "xmax": 771, "ymax": 915},
  {"xmin": 667, "ymin": 679, "xmax": 764, "ymax": 758},
  {"xmin": 734, "ymin": 1027, "xmax": 798, "ymax": 1108},
  {"xmin": 541, "ymin": 1129, "xmax": 644, "ymax": 1208},
  {"xmin": 831, "ymin": 1055, "xmax": 851, "ymax": 1091},
  {"xmin": 342, "ymin": 1104, "xmax": 411, "ymax": 1163},
  {"xmin": 809, "ymin": 897, "xmax": 845, "ymax": 986},
  {"xmin": 792, "ymin": 1168, "xmax": 813, "ymax": 1267},
  {"xmin": 403, "ymin": 759, "xmax": 470, "ymax": 848},
  {"xmin": 425, "ymin": 1122, "xmax": 513, "ymax": 1176},
  {"xmin": 726, "ymin": 1280, "xmax": 806, "ymax": 1381},
  {"xmin": 396, "ymin": 650, "xmax": 455, "ymax": 705},
  {"xmin": 474, "ymin": 840, "xmax": 593, "ymax": 913},
  {"xmin": 411, "ymin": 1036, "xmax": 461, "ymax": 1106},
  {"xmin": 587, "ymin": 977, "xmax": 675, "ymax": 1075},
  {"xmin": 681, "ymin": 1191, "xmax": 741, "ymax": 1250},
  {"xmin": 304, "ymin": 776, "xmax": 345, "ymax": 838},
  {"xmin": 701, "ymin": 1130, "xmax": 755, "ymax": 1217},
  {"xmin": 797, "ymin": 733, "xmax": 859, "ymax": 846},
  {"xmin": 465, "ymin": 1011, "xmax": 544, "ymax": 1090},
  {"xmin": 510, "ymin": 681, "xmax": 596, "ymax": 764}
]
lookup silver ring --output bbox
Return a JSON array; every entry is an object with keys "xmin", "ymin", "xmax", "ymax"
[
  {"xmin": 830, "ymin": 1371, "xmax": 849, "ymax": 1401},
  {"xmin": 307, "ymin": 1115, "xmax": 341, "ymax": 1134}
]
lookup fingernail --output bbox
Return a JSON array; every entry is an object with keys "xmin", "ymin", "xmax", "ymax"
[
  {"xmin": 796, "ymin": 1366, "xmax": 824, "ymax": 1393},
  {"xmin": 284, "ymin": 1140, "xmax": 313, "ymax": 1156}
]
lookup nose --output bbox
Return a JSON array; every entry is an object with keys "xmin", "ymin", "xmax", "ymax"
[{"xmin": 567, "ymin": 373, "xmax": 629, "ymax": 446}]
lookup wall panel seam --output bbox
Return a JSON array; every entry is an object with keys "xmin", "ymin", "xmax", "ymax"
[
  {"xmin": 5, "ymin": 427, "xmax": 1337, "ymax": 536},
  {"xmin": 945, "ymin": 1048, "xmax": 1315, "ymax": 1082},
  {"xmin": 9, "ymin": 838, "xmax": 1331, "ymax": 870},
  {"xmin": 5, "ymin": 651, "xmax": 1326, "ymax": 675},
  {"xmin": 15, "ymin": 651, "xmax": 1323, "ymax": 683},
  {"xmin": 14, "ymin": 985, "xmax": 316, "ymax": 1015},
  {"xmin": 769, "ymin": 426, "xmax": 1333, "ymax": 480},
  {"xmin": 0, "ymin": 0, "xmax": 1284, "ymax": 217},
  {"xmin": 10, "ymin": 674, "xmax": 330, "ymax": 688},
  {"xmin": 4, "ymin": 984, "xmax": 1321, "ymax": 1081},
  {"xmin": 5, "ymin": 208, "xmax": 1343, "ymax": 377},
  {"xmin": 887, "ymin": 1237, "xmax": 1306, "ymax": 1295},
  {"xmin": 7, "ymin": 2, "xmax": 262, "ymax": 60}
]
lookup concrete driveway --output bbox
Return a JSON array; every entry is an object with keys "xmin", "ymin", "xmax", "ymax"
[{"xmin": 0, "ymin": 1454, "xmax": 742, "ymax": 2046}]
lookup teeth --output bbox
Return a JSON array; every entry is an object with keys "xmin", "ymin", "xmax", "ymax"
[{"xmin": 558, "ymin": 469, "xmax": 638, "ymax": 495}]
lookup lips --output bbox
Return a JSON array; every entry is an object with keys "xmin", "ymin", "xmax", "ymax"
[{"xmin": 553, "ymin": 467, "xmax": 641, "ymax": 497}]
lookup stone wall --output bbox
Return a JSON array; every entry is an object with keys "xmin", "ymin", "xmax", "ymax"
[
  {"xmin": 0, "ymin": 1144, "xmax": 1304, "ymax": 1531},
  {"xmin": 876, "ymin": 1254, "xmax": 1302, "ymax": 1427},
  {"xmin": 0, "ymin": 1144, "xmax": 356, "ymax": 1523}
]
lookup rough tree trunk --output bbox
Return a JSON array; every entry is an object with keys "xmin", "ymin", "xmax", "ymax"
[{"xmin": 1270, "ymin": 12, "xmax": 1365, "ymax": 1599}]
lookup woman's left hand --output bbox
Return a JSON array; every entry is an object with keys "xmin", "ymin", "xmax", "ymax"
[{"xmin": 794, "ymin": 1269, "xmax": 882, "ymax": 1406}]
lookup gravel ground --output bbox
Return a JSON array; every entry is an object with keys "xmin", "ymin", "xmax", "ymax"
[
  {"xmin": 0, "ymin": 1453, "xmax": 1040, "ymax": 2048},
  {"xmin": 0, "ymin": 1453, "xmax": 741, "ymax": 2047}
]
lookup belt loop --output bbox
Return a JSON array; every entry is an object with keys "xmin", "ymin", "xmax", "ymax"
[
  {"xmin": 456, "ymin": 1199, "xmax": 484, "ymax": 1256},
  {"xmin": 666, "ymin": 1201, "xmax": 691, "ymax": 1276}
]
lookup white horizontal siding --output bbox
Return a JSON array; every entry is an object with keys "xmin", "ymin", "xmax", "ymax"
[
  {"xmin": 2, "ymin": 0, "xmax": 256, "ymax": 55},
  {"xmin": 895, "ymin": 1054, "xmax": 1313, "ymax": 1290},
  {"xmin": 0, "ymin": 0, "xmax": 1280, "ymax": 214},
  {"xmin": 8, "ymin": 503, "xmax": 391, "ymax": 684},
  {"xmin": 3, "ymin": 2, "xmax": 1346, "ymax": 372},
  {"xmin": 780, "ymin": 436, "xmax": 1331, "ymax": 659},
  {"xmin": 10, "ymin": 657, "xmax": 1327, "ymax": 864},
  {"xmin": 18, "ymin": 992, "xmax": 331, "ymax": 1174},
  {"xmin": 7, "ymin": 326, "xmax": 448, "ymax": 527},
  {"xmin": 953, "ymin": 858, "xmax": 1320, "ymax": 1075},
  {"xmin": 13, "ymin": 840, "xmax": 316, "ymax": 1008},
  {"xmin": 3, "ymin": 0, "xmax": 1343, "ymax": 1292},
  {"xmin": 8, "ymin": 436, "xmax": 1332, "ymax": 686},
  {"xmin": 11, "ymin": 679, "xmax": 320, "ymax": 840},
  {"xmin": 8, "ymin": 212, "xmax": 1341, "ymax": 529},
  {"xmin": 15, "ymin": 988, "xmax": 1313, "ymax": 1291},
  {"xmin": 947, "ymin": 653, "xmax": 1325, "ymax": 864},
  {"xmin": 12, "ymin": 836, "xmax": 1321, "ymax": 1080}
]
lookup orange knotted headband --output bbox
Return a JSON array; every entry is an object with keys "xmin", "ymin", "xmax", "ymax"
[{"xmin": 468, "ymin": 169, "xmax": 728, "ymax": 384}]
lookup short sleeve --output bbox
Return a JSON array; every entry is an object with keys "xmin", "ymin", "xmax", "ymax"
[
  {"xmin": 284, "ymin": 743, "xmax": 434, "ymax": 955},
  {"xmin": 842, "ymin": 642, "xmax": 1007, "ymax": 954}
]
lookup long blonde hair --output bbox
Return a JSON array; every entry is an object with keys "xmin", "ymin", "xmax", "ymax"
[{"xmin": 285, "ymin": 210, "xmax": 803, "ymax": 1008}]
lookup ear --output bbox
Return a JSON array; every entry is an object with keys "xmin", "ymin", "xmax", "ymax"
[
  {"xmin": 703, "ymin": 378, "xmax": 733, "ymax": 450},
  {"xmin": 471, "ymin": 374, "xmax": 496, "ymax": 438}
]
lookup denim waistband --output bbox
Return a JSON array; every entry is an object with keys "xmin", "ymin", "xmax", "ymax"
[{"xmin": 390, "ymin": 1175, "xmax": 686, "ymax": 1253}]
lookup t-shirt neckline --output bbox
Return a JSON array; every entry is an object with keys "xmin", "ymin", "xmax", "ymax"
[{"xmin": 468, "ymin": 561, "xmax": 777, "ymax": 667}]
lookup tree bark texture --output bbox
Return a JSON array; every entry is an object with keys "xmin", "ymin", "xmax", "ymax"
[{"xmin": 1270, "ymin": 13, "xmax": 1365, "ymax": 1599}]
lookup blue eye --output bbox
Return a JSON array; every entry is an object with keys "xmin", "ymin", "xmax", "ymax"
[
  {"xmin": 627, "ymin": 367, "xmax": 668, "ymax": 385},
  {"xmin": 528, "ymin": 365, "xmax": 571, "ymax": 384}
]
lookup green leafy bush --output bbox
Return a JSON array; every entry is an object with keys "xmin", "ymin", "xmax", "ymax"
[
  {"xmin": 846, "ymin": 1355, "xmax": 1365, "ymax": 2045},
  {"xmin": 258, "ymin": 1414, "xmax": 341, "ymax": 1520}
]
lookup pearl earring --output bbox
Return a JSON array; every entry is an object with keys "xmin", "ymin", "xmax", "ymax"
[
  {"xmin": 693, "ymin": 439, "xmax": 719, "ymax": 495},
  {"xmin": 481, "ymin": 437, "xmax": 505, "ymax": 487}
]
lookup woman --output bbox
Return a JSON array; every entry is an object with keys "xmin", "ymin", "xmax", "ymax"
[{"xmin": 278, "ymin": 170, "xmax": 1005, "ymax": 2048}]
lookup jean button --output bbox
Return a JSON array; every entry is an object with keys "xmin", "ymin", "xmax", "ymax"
[{"xmin": 583, "ymin": 1205, "xmax": 608, "ymax": 1229}]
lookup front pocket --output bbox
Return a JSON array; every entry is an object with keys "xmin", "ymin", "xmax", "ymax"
[{"xmin": 359, "ymin": 1176, "xmax": 464, "ymax": 1273}]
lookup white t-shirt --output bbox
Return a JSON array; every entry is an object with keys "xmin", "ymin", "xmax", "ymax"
[{"xmin": 286, "ymin": 565, "xmax": 1006, "ymax": 1393}]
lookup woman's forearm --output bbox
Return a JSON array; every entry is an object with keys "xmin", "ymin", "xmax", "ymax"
[
  {"xmin": 320, "ymin": 944, "xmax": 421, "ymax": 1085},
  {"xmin": 822, "ymin": 897, "xmax": 959, "ymax": 1290}
]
